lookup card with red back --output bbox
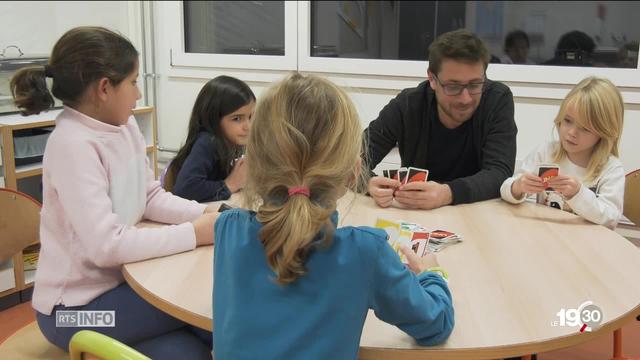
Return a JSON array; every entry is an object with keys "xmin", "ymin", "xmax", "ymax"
[
  {"xmin": 537, "ymin": 163, "xmax": 559, "ymax": 190},
  {"xmin": 383, "ymin": 169, "xmax": 398, "ymax": 180},
  {"xmin": 430, "ymin": 229, "xmax": 455, "ymax": 240},
  {"xmin": 406, "ymin": 167, "xmax": 429, "ymax": 184},
  {"xmin": 397, "ymin": 168, "xmax": 408, "ymax": 184}
]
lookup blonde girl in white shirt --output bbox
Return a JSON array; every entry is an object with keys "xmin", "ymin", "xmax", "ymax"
[{"xmin": 501, "ymin": 76, "xmax": 625, "ymax": 229}]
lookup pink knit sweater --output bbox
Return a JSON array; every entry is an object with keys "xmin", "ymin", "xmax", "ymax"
[{"xmin": 33, "ymin": 107, "xmax": 206, "ymax": 315}]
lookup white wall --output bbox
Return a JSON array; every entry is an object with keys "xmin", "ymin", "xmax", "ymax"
[
  {"xmin": 0, "ymin": 1, "xmax": 145, "ymax": 104},
  {"xmin": 0, "ymin": 1, "xmax": 132, "ymax": 55}
]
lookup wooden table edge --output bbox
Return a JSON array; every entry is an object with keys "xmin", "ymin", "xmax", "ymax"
[
  {"xmin": 122, "ymin": 265, "xmax": 213, "ymax": 332},
  {"xmin": 358, "ymin": 304, "xmax": 640, "ymax": 360}
]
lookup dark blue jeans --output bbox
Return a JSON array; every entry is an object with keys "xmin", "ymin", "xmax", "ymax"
[{"xmin": 36, "ymin": 283, "xmax": 212, "ymax": 359}]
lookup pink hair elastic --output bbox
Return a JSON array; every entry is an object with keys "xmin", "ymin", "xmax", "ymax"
[{"xmin": 288, "ymin": 186, "xmax": 310, "ymax": 198}]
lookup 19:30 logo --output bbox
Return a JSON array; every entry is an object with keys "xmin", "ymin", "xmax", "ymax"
[{"xmin": 552, "ymin": 301, "xmax": 603, "ymax": 332}]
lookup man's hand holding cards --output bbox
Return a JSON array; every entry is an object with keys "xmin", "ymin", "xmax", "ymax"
[
  {"xmin": 390, "ymin": 167, "xmax": 452, "ymax": 210},
  {"xmin": 371, "ymin": 167, "xmax": 452, "ymax": 209}
]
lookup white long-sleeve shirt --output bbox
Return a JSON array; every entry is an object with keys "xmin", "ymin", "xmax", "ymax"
[
  {"xmin": 500, "ymin": 141, "xmax": 625, "ymax": 229},
  {"xmin": 33, "ymin": 106, "xmax": 206, "ymax": 315}
]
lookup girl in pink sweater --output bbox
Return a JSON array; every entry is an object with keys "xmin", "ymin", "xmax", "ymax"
[{"xmin": 11, "ymin": 26, "xmax": 216, "ymax": 359}]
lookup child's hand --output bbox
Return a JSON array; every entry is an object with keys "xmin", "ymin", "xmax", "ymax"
[
  {"xmin": 224, "ymin": 158, "xmax": 247, "ymax": 193},
  {"xmin": 548, "ymin": 175, "xmax": 581, "ymax": 199},
  {"xmin": 512, "ymin": 173, "xmax": 545, "ymax": 199},
  {"xmin": 400, "ymin": 246, "xmax": 439, "ymax": 274},
  {"xmin": 192, "ymin": 212, "xmax": 218, "ymax": 246}
]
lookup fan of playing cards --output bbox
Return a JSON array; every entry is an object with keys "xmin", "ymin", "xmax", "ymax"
[
  {"xmin": 375, "ymin": 218, "xmax": 463, "ymax": 263},
  {"xmin": 382, "ymin": 167, "xmax": 429, "ymax": 184}
]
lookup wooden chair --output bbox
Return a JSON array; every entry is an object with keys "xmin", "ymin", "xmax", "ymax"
[
  {"xmin": 0, "ymin": 321, "xmax": 67, "ymax": 360},
  {"xmin": 0, "ymin": 188, "xmax": 41, "ymax": 264},
  {"xmin": 69, "ymin": 330, "xmax": 150, "ymax": 360},
  {"xmin": 623, "ymin": 169, "xmax": 640, "ymax": 227},
  {"xmin": 612, "ymin": 169, "xmax": 640, "ymax": 360}
]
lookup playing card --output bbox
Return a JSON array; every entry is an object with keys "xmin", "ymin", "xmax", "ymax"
[
  {"xmin": 399, "ymin": 221, "xmax": 426, "ymax": 232},
  {"xmin": 406, "ymin": 167, "xmax": 429, "ymax": 184},
  {"xmin": 376, "ymin": 218, "xmax": 421, "ymax": 263},
  {"xmin": 411, "ymin": 231, "xmax": 430, "ymax": 257},
  {"xmin": 411, "ymin": 231, "xmax": 430, "ymax": 242},
  {"xmin": 397, "ymin": 168, "xmax": 408, "ymax": 184},
  {"xmin": 375, "ymin": 218, "xmax": 403, "ymax": 256},
  {"xmin": 428, "ymin": 229, "xmax": 462, "ymax": 252},
  {"xmin": 411, "ymin": 239, "xmax": 429, "ymax": 257},
  {"xmin": 430, "ymin": 229, "xmax": 456, "ymax": 240},
  {"xmin": 383, "ymin": 169, "xmax": 400, "ymax": 181},
  {"xmin": 377, "ymin": 219, "xmax": 461, "ymax": 258},
  {"xmin": 542, "ymin": 191, "xmax": 564, "ymax": 211},
  {"xmin": 537, "ymin": 163, "xmax": 559, "ymax": 191}
]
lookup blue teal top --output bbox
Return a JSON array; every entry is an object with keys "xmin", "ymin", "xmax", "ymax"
[{"xmin": 213, "ymin": 209, "xmax": 454, "ymax": 360}]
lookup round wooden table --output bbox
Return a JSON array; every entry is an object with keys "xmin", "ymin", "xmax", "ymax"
[{"xmin": 123, "ymin": 193, "xmax": 640, "ymax": 359}]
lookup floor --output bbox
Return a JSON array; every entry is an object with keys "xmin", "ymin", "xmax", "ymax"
[
  {"xmin": 1, "ymin": 301, "xmax": 639, "ymax": 359},
  {"xmin": 0, "ymin": 301, "xmax": 35, "ymax": 344}
]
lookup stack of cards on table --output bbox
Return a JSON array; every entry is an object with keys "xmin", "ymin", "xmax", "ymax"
[
  {"xmin": 375, "ymin": 218, "xmax": 463, "ymax": 262},
  {"xmin": 382, "ymin": 167, "xmax": 429, "ymax": 184},
  {"xmin": 428, "ymin": 229, "xmax": 463, "ymax": 252}
]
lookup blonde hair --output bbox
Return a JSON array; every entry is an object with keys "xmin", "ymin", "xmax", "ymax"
[
  {"xmin": 552, "ymin": 76, "xmax": 624, "ymax": 182},
  {"xmin": 244, "ymin": 72, "xmax": 367, "ymax": 285}
]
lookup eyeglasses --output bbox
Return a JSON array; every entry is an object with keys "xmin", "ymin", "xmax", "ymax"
[{"xmin": 432, "ymin": 74, "xmax": 485, "ymax": 96}]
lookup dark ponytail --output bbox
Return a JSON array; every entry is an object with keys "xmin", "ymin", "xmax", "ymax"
[
  {"xmin": 10, "ymin": 26, "xmax": 138, "ymax": 116},
  {"xmin": 10, "ymin": 67, "xmax": 55, "ymax": 115}
]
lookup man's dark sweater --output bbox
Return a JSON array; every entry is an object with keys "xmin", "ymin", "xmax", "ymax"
[{"xmin": 364, "ymin": 79, "xmax": 517, "ymax": 205}]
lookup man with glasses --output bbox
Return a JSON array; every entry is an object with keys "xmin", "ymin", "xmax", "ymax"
[{"xmin": 364, "ymin": 29, "xmax": 517, "ymax": 209}]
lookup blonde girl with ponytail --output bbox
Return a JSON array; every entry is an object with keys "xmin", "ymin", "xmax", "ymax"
[{"xmin": 213, "ymin": 73, "xmax": 454, "ymax": 360}]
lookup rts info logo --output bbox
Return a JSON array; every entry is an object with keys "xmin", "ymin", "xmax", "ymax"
[{"xmin": 551, "ymin": 301, "xmax": 602, "ymax": 333}]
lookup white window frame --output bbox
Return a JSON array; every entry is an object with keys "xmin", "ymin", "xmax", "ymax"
[
  {"xmin": 158, "ymin": 1, "xmax": 640, "ymax": 102},
  {"xmin": 297, "ymin": 2, "xmax": 427, "ymax": 77},
  {"xmin": 296, "ymin": 2, "xmax": 640, "ymax": 90},
  {"xmin": 163, "ymin": 1, "xmax": 297, "ymax": 72}
]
